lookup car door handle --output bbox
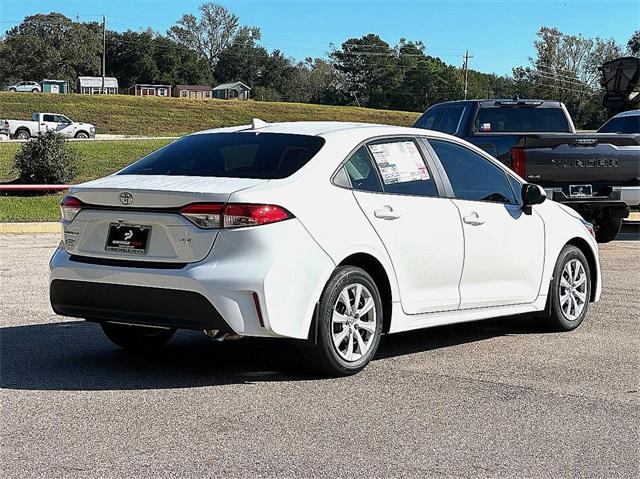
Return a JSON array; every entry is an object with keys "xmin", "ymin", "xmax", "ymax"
[
  {"xmin": 463, "ymin": 212, "xmax": 485, "ymax": 226},
  {"xmin": 374, "ymin": 206, "xmax": 401, "ymax": 220}
]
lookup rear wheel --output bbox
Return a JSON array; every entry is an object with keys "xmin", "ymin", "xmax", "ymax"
[
  {"xmin": 303, "ymin": 266, "xmax": 383, "ymax": 376},
  {"xmin": 8, "ymin": 87, "xmax": 16, "ymax": 92},
  {"xmin": 595, "ymin": 216, "xmax": 622, "ymax": 243},
  {"xmin": 14, "ymin": 129, "xmax": 30, "ymax": 140},
  {"xmin": 100, "ymin": 322, "xmax": 176, "ymax": 351},
  {"xmin": 539, "ymin": 245, "xmax": 591, "ymax": 331}
]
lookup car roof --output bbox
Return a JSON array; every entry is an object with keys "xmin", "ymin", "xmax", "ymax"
[
  {"xmin": 610, "ymin": 110, "xmax": 640, "ymax": 118},
  {"xmin": 193, "ymin": 121, "xmax": 456, "ymax": 143}
]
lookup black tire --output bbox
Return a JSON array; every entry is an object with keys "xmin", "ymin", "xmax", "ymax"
[
  {"xmin": 595, "ymin": 216, "xmax": 622, "ymax": 243},
  {"xmin": 14, "ymin": 129, "xmax": 30, "ymax": 140},
  {"xmin": 303, "ymin": 266, "xmax": 383, "ymax": 376},
  {"xmin": 75, "ymin": 131, "xmax": 89, "ymax": 139},
  {"xmin": 100, "ymin": 322, "xmax": 176, "ymax": 351},
  {"xmin": 31, "ymin": 88, "xmax": 39, "ymax": 93},
  {"xmin": 8, "ymin": 88, "xmax": 16, "ymax": 92},
  {"xmin": 540, "ymin": 245, "xmax": 591, "ymax": 332}
]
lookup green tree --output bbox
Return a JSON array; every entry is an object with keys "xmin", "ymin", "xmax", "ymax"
[
  {"xmin": 331, "ymin": 34, "xmax": 402, "ymax": 109},
  {"xmin": 106, "ymin": 30, "xmax": 213, "ymax": 88},
  {"xmin": 0, "ymin": 13, "xmax": 101, "ymax": 90},
  {"xmin": 168, "ymin": 2, "xmax": 260, "ymax": 77},
  {"xmin": 627, "ymin": 30, "xmax": 640, "ymax": 56},
  {"xmin": 14, "ymin": 131, "xmax": 79, "ymax": 184}
]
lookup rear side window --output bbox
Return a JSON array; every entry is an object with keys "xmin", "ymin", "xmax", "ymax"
[
  {"xmin": 597, "ymin": 116, "xmax": 639, "ymax": 134},
  {"xmin": 343, "ymin": 146, "xmax": 383, "ymax": 192},
  {"xmin": 474, "ymin": 107, "xmax": 570, "ymax": 133},
  {"xmin": 368, "ymin": 140, "xmax": 438, "ymax": 197},
  {"xmin": 414, "ymin": 108, "xmax": 442, "ymax": 130},
  {"xmin": 119, "ymin": 133, "xmax": 325, "ymax": 179},
  {"xmin": 430, "ymin": 139, "xmax": 516, "ymax": 204},
  {"xmin": 436, "ymin": 106, "xmax": 465, "ymax": 134}
]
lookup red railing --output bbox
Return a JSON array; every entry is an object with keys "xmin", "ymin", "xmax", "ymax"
[{"xmin": 0, "ymin": 184, "xmax": 70, "ymax": 191}]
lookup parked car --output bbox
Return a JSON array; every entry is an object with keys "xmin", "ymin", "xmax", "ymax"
[
  {"xmin": 49, "ymin": 121, "xmax": 601, "ymax": 376},
  {"xmin": 597, "ymin": 109, "xmax": 640, "ymax": 134},
  {"xmin": 4, "ymin": 112, "xmax": 96, "ymax": 140},
  {"xmin": 6, "ymin": 81, "xmax": 41, "ymax": 93},
  {"xmin": 414, "ymin": 99, "xmax": 640, "ymax": 242}
]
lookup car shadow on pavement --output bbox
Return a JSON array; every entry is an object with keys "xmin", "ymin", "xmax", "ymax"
[{"xmin": 0, "ymin": 314, "xmax": 544, "ymax": 391}]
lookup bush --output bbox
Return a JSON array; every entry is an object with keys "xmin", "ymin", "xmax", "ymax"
[{"xmin": 14, "ymin": 131, "xmax": 79, "ymax": 184}]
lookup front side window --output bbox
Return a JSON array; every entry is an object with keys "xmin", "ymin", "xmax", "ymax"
[
  {"xmin": 343, "ymin": 146, "xmax": 382, "ymax": 192},
  {"xmin": 367, "ymin": 140, "xmax": 438, "ymax": 197},
  {"xmin": 430, "ymin": 139, "xmax": 516, "ymax": 204},
  {"xmin": 119, "ymin": 133, "xmax": 325, "ymax": 179},
  {"xmin": 436, "ymin": 106, "xmax": 465, "ymax": 134}
]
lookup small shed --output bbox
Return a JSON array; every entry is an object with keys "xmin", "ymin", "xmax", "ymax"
[
  {"xmin": 129, "ymin": 84, "xmax": 171, "ymax": 97},
  {"xmin": 41, "ymin": 79, "xmax": 68, "ymax": 94},
  {"xmin": 78, "ymin": 76, "xmax": 119, "ymax": 95},
  {"xmin": 173, "ymin": 85, "xmax": 214, "ymax": 100},
  {"xmin": 212, "ymin": 82, "xmax": 251, "ymax": 100}
]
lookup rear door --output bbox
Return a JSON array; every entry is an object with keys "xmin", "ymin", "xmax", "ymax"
[
  {"xmin": 346, "ymin": 138, "xmax": 464, "ymax": 314},
  {"xmin": 429, "ymin": 139, "xmax": 545, "ymax": 309}
]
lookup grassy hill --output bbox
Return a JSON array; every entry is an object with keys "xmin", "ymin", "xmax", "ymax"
[{"xmin": 0, "ymin": 92, "xmax": 420, "ymax": 136}]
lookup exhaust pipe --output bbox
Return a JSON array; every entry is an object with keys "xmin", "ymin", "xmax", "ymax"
[{"xmin": 203, "ymin": 329, "xmax": 242, "ymax": 341}]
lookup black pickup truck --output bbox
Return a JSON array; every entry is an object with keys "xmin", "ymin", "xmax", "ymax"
[{"xmin": 414, "ymin": 99, "xmax": 640, "ymax": 242}]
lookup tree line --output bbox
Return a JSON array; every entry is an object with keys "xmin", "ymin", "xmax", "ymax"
[{"xmin": 0, "ymin": 3, "xmax": 638, "ymax": 129}]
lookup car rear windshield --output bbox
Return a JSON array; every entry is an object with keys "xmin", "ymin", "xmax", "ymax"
[
  {"xmin": 474, "ymin": 107, "xmax": 570, "ymax": 133},
  {"xmin": 597, "ymin": 115, "xmax": 639, "ymax": 134},
  {"xmin": 118, "ymin": 132, "xmax": 326, "ymax": 179}
]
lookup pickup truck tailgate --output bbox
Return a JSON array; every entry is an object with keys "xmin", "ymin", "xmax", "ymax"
[{"xmin": 520, "ymin": 134, "xmax": 640, "ymax": 187}]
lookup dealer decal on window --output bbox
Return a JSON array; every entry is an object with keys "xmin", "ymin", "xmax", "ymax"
[{"xmin": 369, "ymin": 141, "xmax": 429, "ymax": 185}]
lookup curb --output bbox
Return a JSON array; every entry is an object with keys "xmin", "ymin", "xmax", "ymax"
[
  {"xmin": 0, "ymin": 222, "xmax": 61, "ymax": 234},
  {"xmin": 626, "ymin": 211, "xmax": 640, "ymax": 223}
]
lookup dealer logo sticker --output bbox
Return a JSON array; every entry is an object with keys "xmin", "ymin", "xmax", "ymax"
[{"xmin": 119, "ymin": 192, "xmax": 133, "ymax": 205}]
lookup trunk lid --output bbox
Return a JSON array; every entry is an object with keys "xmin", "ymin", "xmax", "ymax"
[{"xmin": 63, "ymin": 175, "xmax": 267, "ymax": 263}]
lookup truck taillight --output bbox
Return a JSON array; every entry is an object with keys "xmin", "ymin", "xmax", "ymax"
[
  {"xmin": 180, "ymin": 203, "xmax": 293, "ymax": 229},
  {"xmin": 511, "ymin": 147, "xmax": 527, "ymax": 177},
  {"xmin": 60, "ymin": 196, "xmax": 83, "ymax": 222}
]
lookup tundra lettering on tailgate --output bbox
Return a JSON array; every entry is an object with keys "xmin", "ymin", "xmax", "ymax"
[{"xmin": 551, "ymin": 158, "xmax": 618, "ymax": 168}]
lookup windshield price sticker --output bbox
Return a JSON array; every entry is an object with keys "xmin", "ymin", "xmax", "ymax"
[{"xmin": 369, "ymin": 141, "xmax": 429, "ymax": 185}]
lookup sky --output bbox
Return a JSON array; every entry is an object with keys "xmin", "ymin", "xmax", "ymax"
[{"xmin": 0, "ymin": 0, "xmax": 637, "ymax": 76}]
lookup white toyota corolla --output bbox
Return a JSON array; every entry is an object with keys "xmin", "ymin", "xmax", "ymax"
[{"xmin": 49, "ymin": 120, "xmax": 601, "ymax": 375}]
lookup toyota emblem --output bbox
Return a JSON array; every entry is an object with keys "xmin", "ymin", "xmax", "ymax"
[{"xmin": 119, "ymin": 192, "xmax": 133, "ymax": 205}]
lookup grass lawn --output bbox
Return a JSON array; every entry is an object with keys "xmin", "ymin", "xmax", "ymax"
[
  {"xmin": 0, "ymin": 139, "xmax": 172, "ymax": 222},
  {"xmin": 0, "ymin": 92, "xmax": 420, "ymax": 137}
]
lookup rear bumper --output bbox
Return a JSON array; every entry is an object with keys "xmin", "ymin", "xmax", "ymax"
[
  {"xmin": 620, "ymin": 186, "xmax": 640, "ymax": 206},
  {"xmin": 49, "ymin": 219, "xmax": 335, "ymax": 339},
  {"xmin": 51, "ymin": 279, "xmax": 233, "ymax": 331},
  {"xmin": 544, "ymin": 186, "xmax": 623, "ymax": 205}
]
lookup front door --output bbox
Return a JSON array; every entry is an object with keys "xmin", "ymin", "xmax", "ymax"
[
  {"xmin": 51, "ymin": 84, "xmax": 59, "ymax": 94},
  {"xmin": 429, "ymin": 139, "xmax": 545, "ymax": 308},
  {"xmin": 344, "ymin": 139, "xmax": 464, "ymax": 314}
]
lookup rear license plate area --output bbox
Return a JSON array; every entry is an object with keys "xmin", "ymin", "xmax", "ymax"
[
  {"xmin": 105, "ymin": 223, "xmax": 151, "ymax": 255},
  {"xmin": 569, "ymin": 184, "xmax": 593, "ymax": 198}
]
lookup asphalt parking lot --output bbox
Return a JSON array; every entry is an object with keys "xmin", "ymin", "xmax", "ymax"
[{"xmin": 1, "ymin": 226, "xmax": 638, "ymax": 478}]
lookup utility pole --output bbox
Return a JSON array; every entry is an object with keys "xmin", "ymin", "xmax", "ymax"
[
  {"xmin": 101, "ymin": 16, "xmax": 106, "ymax": 94},
  {"xmin": 463, "ymin": 50, "xmax": 473, "ymax": 100}
]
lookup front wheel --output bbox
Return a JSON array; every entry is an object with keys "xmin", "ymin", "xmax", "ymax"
[
  {"xmin": 303, "ymin": 266, "xmax": 383, "ymax": 376},
  {"xmin": 540, "ymin": 245, "xmax": 591, "ymax": 331},
  {"xmin": 100, "ymin": 322, "xmax": 176, "ymax": 351},
  {"xmin": 595, "ymin": 216, "xmax": 622, "ymax": 243},
  {"xmin": 8, "ymin": 88, "xmax": 16, "ymax": 92},
  {"xmin": 75, "ymin": 131, "xmax": 89, "ymax": 139}
]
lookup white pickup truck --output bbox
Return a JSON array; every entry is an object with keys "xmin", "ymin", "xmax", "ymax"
[{"xmin": 3, "ymin": 113, "xmax": 96, "ymax": 140}]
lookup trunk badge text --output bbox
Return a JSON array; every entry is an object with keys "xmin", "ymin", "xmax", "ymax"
[{"xmin": 119, "ymin": 192, "xmax": 133, "ymax": 205}]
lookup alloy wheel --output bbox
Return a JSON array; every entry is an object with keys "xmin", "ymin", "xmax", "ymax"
[
  {"xmin": 559, "ymin": 259, "xmax": 588, "ymax": 321},
  {"xmin": 331, "ymin": 283, "xmax": 377, "ymax": 362}
]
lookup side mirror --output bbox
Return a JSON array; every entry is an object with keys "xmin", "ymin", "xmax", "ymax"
[{"xmin": 521, "ymin": 183, "xmax": 546, "ymax": 215}]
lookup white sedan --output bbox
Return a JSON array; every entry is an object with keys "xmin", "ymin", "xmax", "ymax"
[{"xmin": 49, "ymin": 121, "xmax": 601, "ymax": 375}]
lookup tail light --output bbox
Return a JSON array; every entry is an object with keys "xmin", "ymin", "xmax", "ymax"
[
  {"xmin": 510, "ymin": 147, "xmax": 526, "ymax": 177},
  {"xmin": 60, "ymin": 196, "xmax": 82, "ymax": 222},
  {"xmin": 180, "ymin": 203, "xmax": 293, "ymax": 229}
]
